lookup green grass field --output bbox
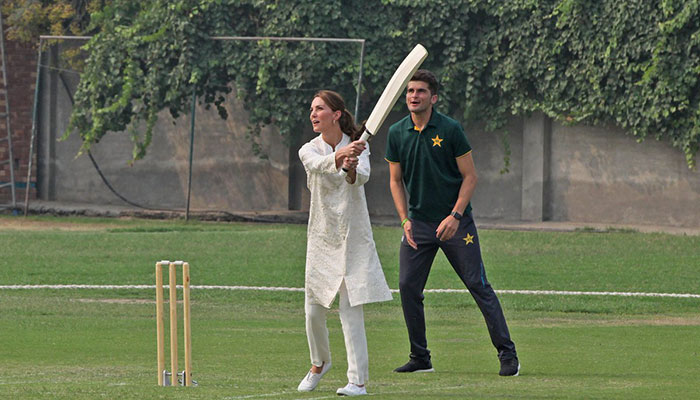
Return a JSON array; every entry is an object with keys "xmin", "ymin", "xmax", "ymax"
[{"xmin": 1, "ymin": 215, "xmax": 699, "ymax": 399}]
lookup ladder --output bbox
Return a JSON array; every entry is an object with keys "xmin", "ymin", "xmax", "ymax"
[{"xmin": 0, "ymin": 10, "xmax": 16, "ymax": 210}]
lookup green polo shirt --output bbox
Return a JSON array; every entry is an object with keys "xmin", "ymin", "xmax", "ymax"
[{"xmin": 385, "ymin": 109, "xmax": 472, "ymax": 222}]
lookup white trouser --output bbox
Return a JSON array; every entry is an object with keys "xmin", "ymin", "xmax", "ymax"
[{"xmin": 305, "ymin": 280, "xmax": 368, "ymax": 385}]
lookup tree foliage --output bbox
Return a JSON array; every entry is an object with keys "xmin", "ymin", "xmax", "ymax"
[
  {"xmin": 6, "ymin": 0, "xmax": 700, "ymax": 167},
  {"xmin": 1, "ymin": 0, "xmax": 106, "ymax": 41}
]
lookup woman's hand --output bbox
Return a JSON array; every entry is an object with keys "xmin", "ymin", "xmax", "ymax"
[
  {"xmin": 341, "ymin": 140, "xmax": 366, "ymax": 159},
  {"xmin": 342, "ymin": 156, "xmax": 359, "ymax": 171},
  {"xmin": 336, "ymin": 140, "xmax": 366, "ymax": 170}
]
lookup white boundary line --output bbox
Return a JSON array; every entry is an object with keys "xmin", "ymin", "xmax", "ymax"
[{"xmin": 0, "ymin": 284, "xmax": 698, "ymax": 298}]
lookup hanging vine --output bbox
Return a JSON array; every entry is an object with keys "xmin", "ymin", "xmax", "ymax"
[{"xmin": 6, "ymin": 0, "xmax": 699, "ymax": 167}]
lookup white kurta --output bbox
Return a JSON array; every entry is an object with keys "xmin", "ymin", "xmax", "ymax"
[{"xmin": 299, "ymin": 133, "xmax": 393, "ymax": 308}]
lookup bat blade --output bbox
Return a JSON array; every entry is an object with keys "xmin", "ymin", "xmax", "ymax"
[
  {"xmin": 345, "ymin": 44, "xmax": 428, "ymax": 183},
  {"xmin": 360, "ymin": 44, "xmax": 428, "ymax": 142}
]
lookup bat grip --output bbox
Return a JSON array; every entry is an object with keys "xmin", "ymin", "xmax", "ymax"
[
  {"xmin": 359, "ymin": 130, "xmax": 372, "ymax": 142},
  {"xmin": 345, "ymin": 129, "xmax": 373, "ymax": 183},
  {"xmin": 343, "ymin": 128, "xmax": 374, "ymax": 183}
]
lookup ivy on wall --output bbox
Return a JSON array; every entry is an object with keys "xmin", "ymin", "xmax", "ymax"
[{"xmin": 14, "ymin": 0, "xmax": 698, "ymax": 166}]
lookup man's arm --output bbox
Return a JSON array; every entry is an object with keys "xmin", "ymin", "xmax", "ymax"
[
  {"xmin": 453, "ymin": 151, "xmax": 477, "ymax": 215},
  {"xmin": 435, "ymin": 152, "xmax": 477, "ymax": 241},
  {"xmin": 389, "ymin": 162, "xmax": 418, "ymax": 249}
]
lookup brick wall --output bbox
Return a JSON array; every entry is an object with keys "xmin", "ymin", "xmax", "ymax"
[{"xmin": 0, "ymin": 37, "xmax": 37, "ymax": 204}]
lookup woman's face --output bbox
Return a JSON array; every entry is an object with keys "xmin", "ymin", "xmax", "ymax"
[{"xmin": 310, "ymin": 96, "xmax": 340, "ymax": 133}]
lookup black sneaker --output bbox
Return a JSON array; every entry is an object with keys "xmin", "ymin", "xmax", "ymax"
[
  {"xmin": 394, "ymin": 358, "xmax": 435, "ymax": 373},
  {"xmin": 499, "ymin": 356, "xmax": 520, "ymax": 376}
]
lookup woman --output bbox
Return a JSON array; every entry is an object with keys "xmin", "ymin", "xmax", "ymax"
[{"xmin": 297, "ymin": 90, "xmax": 392, "ymax": 396}]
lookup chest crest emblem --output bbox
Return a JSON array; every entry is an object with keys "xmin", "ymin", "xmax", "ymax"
[{"xmin": 431, "ymin": 134, "xmax": 443, "ymax": 147}]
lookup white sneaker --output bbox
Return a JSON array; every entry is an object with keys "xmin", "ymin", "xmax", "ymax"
[
  {"xmin": 297, "ymin": 362, "xmax": 331, "ymax": 392},
  {"xmin": 336, "ymin": 383, "xmax": 367, "ymax": 396}
]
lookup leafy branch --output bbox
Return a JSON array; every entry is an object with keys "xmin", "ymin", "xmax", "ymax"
[{"xmin": 5, "ymin": 0, "xmax": 700, "ymax": 167}]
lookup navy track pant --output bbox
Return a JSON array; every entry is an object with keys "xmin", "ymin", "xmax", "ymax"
[{"xmin": 398, "ymin": 212, "xmax": 517, "ymax": 362}]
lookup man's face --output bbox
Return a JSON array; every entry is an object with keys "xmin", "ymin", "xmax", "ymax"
[{"xmin": 406, "ymin": 80, "xmax": 437, "ymax": 114}]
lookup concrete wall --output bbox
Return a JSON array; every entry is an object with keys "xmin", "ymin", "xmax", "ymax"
[
  {"xmin": 36, "ymin": 46, "xmax": 700, "ymax": 228},
  {"xmin": 549, "ymin": 122, "xmax": 700, "ymax": 227},
  {"xmin": 467, "ymin": 113, "xmax": 700, "ymax": 228},
  {"xmin": 38, "ymin": 47, "xmax": 290, "ymax": 212}
]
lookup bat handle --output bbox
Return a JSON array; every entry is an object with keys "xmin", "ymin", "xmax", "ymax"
[
  {"xmin": 359, "ymin": 130, "xmax": 372, "ymax": 142},
  {"xmin": 345, "ymin": 129, "xmax": 373, "ymax": 183}
]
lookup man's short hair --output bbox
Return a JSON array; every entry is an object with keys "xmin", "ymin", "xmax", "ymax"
[{"xmin": 411, "ymin": 69, "xmax": 439, "ymax": 96}]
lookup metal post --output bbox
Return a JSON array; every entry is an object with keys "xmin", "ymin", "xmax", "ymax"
[
  {"xmin": 354, "ymin": 40, "xmax": 365, "ymax": 120},
  {"xmin": 185, "ymin": 88, "xmax": 196, "ymax": 221},
  {"xmin": 24, "ymin": 40, "xmax": 43, "ymax": 216},
  {"xmin": 210, "ymin": 36, "xmax": 364, "ymax": 43}
]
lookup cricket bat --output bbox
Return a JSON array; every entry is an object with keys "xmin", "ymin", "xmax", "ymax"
[{"xmin": 345, "ymin": 44, "xmax": 428, "ymax": 183}]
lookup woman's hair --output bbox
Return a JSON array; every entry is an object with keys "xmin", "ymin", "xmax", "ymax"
[{"xmin": 313, "ymin": 90, "xmax": 364, "ymax": 140}]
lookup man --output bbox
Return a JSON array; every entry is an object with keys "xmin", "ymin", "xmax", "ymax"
[{"xmin": 384, "ymin": 69, "xmax": 519, "ymax": 376}]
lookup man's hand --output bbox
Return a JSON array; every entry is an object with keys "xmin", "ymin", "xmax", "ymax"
[
  {"xmin": 403, "ymin": 220, "xmax": 418, "ymax": 249},
  {"xmin": 436, "ymin": 215, "xmax": 459, "ymax": 241}
]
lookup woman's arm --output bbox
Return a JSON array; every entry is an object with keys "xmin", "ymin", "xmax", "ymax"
[
  {"xmin": 298, "ymin": 142, "xmax": 338, "ymax": 174},
  {"xmin": 352, "ymin": 141, "xmax": 371, "ymax": 186}
]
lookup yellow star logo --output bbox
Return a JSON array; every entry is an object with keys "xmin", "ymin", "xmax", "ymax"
[
  {"xmin": 463, "ymin": 233, "xmax": 474, "ymax": 245},
  {"xmin": 432, "ymin": 134, "xmax": 443, "ymax": 147}
]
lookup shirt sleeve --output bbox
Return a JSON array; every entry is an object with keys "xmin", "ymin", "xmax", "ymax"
[
  {"xmin": 298, "ymin": 142, "xmax": 337, "ymax": 174},
  {"xmin": 452, "ymin": 123, "xmax": 472, "ymax": 158},
  {"xmin": 384, "ymin": 126, "xmax": 400, "ymax": 163},
  {"xmin": 352, "ymin": 143, "xmax": 371, "ymax": 186}
]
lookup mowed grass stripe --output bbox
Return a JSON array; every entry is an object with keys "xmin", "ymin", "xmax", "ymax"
[{"xmin": 1, "ymin": 284, "xmax": 699, "ymax": 298}]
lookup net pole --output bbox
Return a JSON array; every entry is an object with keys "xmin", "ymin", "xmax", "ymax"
[
  {"xmin": 24, "ymin": 40, "xmax": 43, "ymax": 216},
  {"xmin": 354, "ymin": 40, "xmax": 366, "ymax": 120},
  {"xmin": 186, "ymin": 87, "xmax": 196, "ymax": 221}
]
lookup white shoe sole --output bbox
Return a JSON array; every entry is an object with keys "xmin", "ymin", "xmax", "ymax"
[
  {"xmin": 336, "ymin": 384, "xmax": 367, "ymax": 396},
  {"xmin": 395, "ymin": 367, "xmax": 434, "ymax": 373},
  {"xmin": 501, "ymin": 362, "xmax": 520, "ymax": 377}
]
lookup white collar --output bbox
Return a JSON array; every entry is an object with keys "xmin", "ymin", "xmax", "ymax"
[{"xmin": 315, "ymin": 133, "xmax": 350, "ymax": 153}]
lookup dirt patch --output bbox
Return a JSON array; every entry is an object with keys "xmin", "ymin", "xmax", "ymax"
[
  {"xmin": 530, "ymin": 315, "xmax": 700, "ymax": 327},
  {"xmin": 0, "ymin": 218, "xmax": 116, "ymax": 231},
  {"xmin": 74, "ymin": 298, "xmax": 154, "ymax": 304},
  {"xmin": 73, "ymin": 298, "xmax": 192, "ymax": 305}
]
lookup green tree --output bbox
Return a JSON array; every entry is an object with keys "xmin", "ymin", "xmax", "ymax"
[
  {"xmin": 1, "ymin": 0, "xmax": 107, "ymax": 41},
  {"xmin": 7, "ymin": 0, "xmax": 700, "ymax": 167}
]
